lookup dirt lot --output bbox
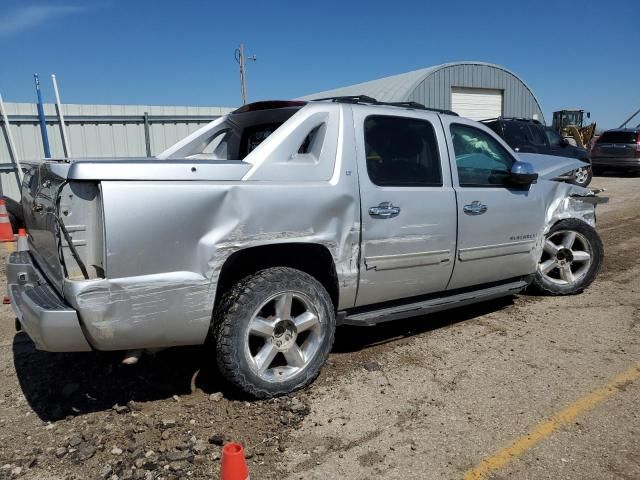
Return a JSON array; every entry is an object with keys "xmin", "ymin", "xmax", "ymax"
[{"xmin": 0, "ymin": 173, "xmax": 638, "ymax": 480}]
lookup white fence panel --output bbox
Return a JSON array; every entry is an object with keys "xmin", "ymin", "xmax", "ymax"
[{"xmin": 0, "ymin": 102, "xmax": 233, "ymax": 200}]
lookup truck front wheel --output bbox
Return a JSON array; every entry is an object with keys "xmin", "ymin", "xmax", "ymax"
[
  {"xmin": 212, "ymin": 267, "xmax": 336, "ymax": 398},
  {"xmin": 569, "ymin": 166, "xmax": 593, "ymax": 187},
  {"xmin": 532, "ymin": 219, "xmax": 603, "ymax": 295}
]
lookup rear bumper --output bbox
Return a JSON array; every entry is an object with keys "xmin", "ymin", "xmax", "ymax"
[
  {"xmin": 7, "ymin": 251, "xmax": 91, "ymax": 352},
  {"xmin": 591, "ymin": 157, "xmax": 640, "ymax": 169}
]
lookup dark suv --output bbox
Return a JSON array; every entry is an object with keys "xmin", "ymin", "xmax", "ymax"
[
  {"xmin": 590, "ymin": 128, "xmax": 640, "ymax": 175},
  {"xmin": 482, "ymin": 118, "xmax": 592, "ymax": 186}
]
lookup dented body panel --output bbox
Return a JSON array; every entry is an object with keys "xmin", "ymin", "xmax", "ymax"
[
  {"xmin": 7, "ymin": 101, "xmax": 604, "ymax": 352},
  {"xmin": 76, "ymin": 177, "xmax": 360, "ymax": 350}
]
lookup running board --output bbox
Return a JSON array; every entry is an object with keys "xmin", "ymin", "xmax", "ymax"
[{"xmin": 341, "ymin": 279, "xmax": 529, "ymax": 326}]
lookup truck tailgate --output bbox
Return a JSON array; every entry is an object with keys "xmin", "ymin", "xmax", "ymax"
[{"xmin": 22, "ymin": 162, "xmax": 104, "ymax": 293}]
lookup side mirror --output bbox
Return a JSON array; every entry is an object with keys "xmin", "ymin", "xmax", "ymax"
[
  {"xmin": 510, "ymin": 161, "xmax": 538, "ymax": 186},
  {"xmin": 560, "ymin": 138, "xmax": 570, "ymax": 147}
]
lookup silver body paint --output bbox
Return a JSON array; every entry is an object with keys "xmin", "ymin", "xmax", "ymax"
[{"xmin": 7, "ymin": 102, "xmax": 602, "ymax": 352}]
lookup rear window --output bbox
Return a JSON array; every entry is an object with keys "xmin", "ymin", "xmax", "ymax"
[
  {"xmin": 598, "ymin": 131, "xmax": 638, "ymax": 144},
  {"xmin": 183, "ymin": 106, "xmax": 304, "ymax": 160}
]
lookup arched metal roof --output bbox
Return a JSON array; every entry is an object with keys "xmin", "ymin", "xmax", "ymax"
[
  {"xmin": 300, "ymin": 66, "xmax": 439, "ymax": 102},
  {"xmin": 300, "ymin": 62, "xmax": 544, "ymax": 120}
]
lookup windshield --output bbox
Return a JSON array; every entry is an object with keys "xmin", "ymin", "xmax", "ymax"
[{"xmin": 560, "ymin": 111, "xmax": 583, "ymax": 128}]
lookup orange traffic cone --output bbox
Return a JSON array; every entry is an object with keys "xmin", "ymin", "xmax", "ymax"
[
  {"xmin": 220, "ymin": 442, "xmax": 249, "ymax": 480},
  {"xmin": 0, "ymin": 200, "xmax": 13, "ymax": 242},
  {"xmin": 16, "ymin": 228, "xmax": 28, "ymax": 251}
]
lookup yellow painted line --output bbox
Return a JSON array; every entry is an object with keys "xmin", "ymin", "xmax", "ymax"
[{"xmin": 463, "ymin": 363, "xmax": 640, "ymax": 480}]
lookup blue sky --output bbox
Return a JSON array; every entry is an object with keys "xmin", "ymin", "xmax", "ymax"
[{"xmin": 1, "ymin": 0, "xmax": 638, "ymax": 129}]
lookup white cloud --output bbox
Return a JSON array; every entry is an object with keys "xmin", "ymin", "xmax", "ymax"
[{"xmin": 0, "ymin": 4, "xmax": 89, "ymax": 37}]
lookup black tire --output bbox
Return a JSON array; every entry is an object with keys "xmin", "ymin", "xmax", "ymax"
[
  {"xmin": 569, "ymin": 166, "xmax": 593, "ymax": 187},
  {"xmin": 532, "ymin": 219, "xmax": 603, "ymax": 295},
  {"xmin": 212, "ymin": 267, "xmax": 335, "ymax": 399}
]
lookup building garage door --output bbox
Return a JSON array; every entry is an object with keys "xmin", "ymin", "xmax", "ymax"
[{"xmin": 451, "ymin": 87, "xmax": 503, "ymax": 121}]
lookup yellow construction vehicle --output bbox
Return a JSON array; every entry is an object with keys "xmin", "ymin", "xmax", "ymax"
[{"xmin": 552, "ymin": 109, "xmax": 597, "ymax": 150}]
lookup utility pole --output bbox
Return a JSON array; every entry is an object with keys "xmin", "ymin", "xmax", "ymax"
[{"xmin": 234, "ymin": 43, "xmax": 256, "ymax": 105}]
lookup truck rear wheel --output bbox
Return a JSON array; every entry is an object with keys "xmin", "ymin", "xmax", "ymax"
[
  {"xmin": 212, "ymin": 267, "xmax": 335, "ymax": 398},
  {"xmin": 532, "ymin": 219, "xmax": 603, "ymax": 295}
]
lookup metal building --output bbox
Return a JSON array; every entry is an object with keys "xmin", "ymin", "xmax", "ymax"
[{"xmin": 301, "ymin": 61, "xmax": 544, "ymax": 122}]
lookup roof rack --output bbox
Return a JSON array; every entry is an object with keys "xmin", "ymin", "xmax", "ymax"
[
  {"xmin": 312, "ymin": 95, "xmax": 458, "ymax": 116},
  {"xmin": 479, "ymin": 116, "xmax": 542, "ymax": 124}
]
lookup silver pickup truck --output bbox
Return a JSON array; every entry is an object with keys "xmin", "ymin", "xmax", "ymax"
[{"xmin": 7, "ymin": 98, "xmax": 604, "ymax": 398}]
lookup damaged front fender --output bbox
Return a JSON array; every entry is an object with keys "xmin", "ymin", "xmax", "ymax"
[
  {"xmin": 533, "ymin": 181, "xmax": 608, "ymax": 265},
  {"xmin": 544, "ymin": 182, "xmax": 608, "ymax": 233}
]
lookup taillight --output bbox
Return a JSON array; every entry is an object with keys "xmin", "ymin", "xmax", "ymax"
[{"xmin": 636, "ymin": 133, "xmax": 640, "ymax": 156}]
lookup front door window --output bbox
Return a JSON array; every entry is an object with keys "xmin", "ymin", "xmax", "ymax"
[{"xmin": 450, "ymin": 124, "xmax": 515, "ymax": 187}]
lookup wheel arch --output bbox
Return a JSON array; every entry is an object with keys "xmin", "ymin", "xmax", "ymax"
[{"xmin": 214, "ymin": 242, "xmax": 340, "ymax": 311}]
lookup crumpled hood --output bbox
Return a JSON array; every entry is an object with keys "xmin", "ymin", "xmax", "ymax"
[{"xmin": 517, "ymin": 153, "xmax": 588, "ymax": 180}]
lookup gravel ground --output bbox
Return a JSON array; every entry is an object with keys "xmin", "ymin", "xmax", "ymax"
[{"xmin": 0, "ymin": 173, "xmax": 638, "ymax": 479}]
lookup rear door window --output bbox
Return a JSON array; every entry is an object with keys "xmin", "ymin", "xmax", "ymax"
[{"xmin": 364, "ymin": 115, "xmax": 442, "ymax": 187}]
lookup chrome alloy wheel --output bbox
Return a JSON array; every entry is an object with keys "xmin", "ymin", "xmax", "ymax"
[
  {"xmin": 574, "ymin": 167, "xmax": 590, "ymax": 185},
  {"xmin": 538, "ymin": 230, "xmax": 593, "ymax": 286},
  {"xmin": 245, "ymin": 291, "xmax": 323, "ymax": 383}
]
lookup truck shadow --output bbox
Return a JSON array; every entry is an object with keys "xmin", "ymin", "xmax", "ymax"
[
  {"xmin": 12, "ymin": 333, "xmax": 227, "ymax": 422},
  {"xmin": 13, "ymin": 296, "xmax": 514, "ymax": 421}
]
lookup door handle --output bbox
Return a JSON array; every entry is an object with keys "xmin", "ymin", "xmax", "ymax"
[
  {"xmin": 463, "ymin": 201, "xmax": 488, "ymax": 216},
  {"xmin": 368, "ymin": 202, "xmax": 400, "ymax": 219}
]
